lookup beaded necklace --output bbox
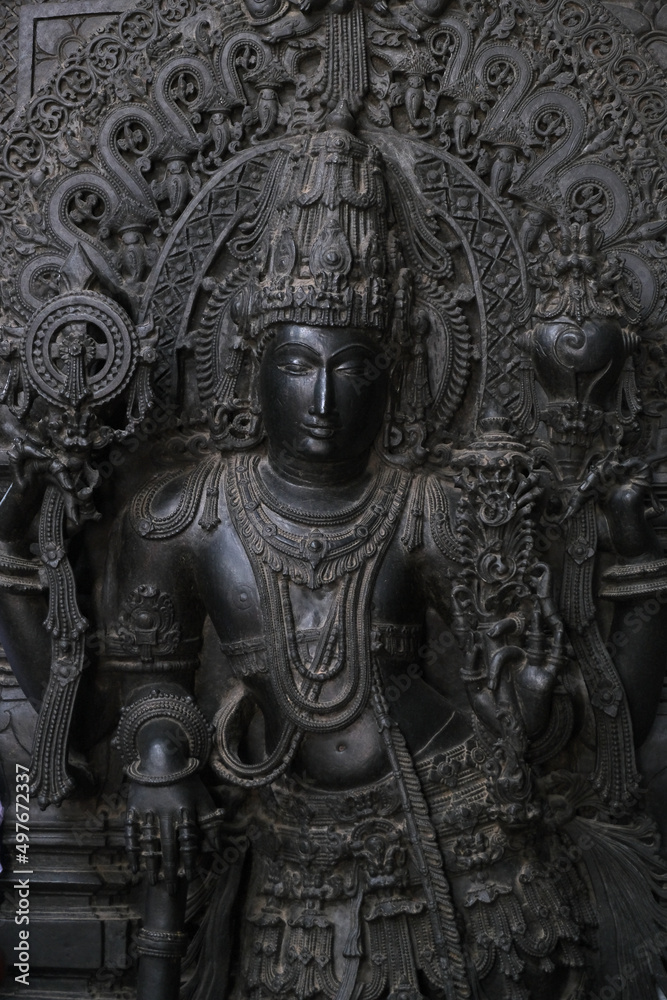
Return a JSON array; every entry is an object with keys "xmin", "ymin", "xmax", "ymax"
[
  {"xmin": 225, "ymin": 452, "xmax": 412, "ymax": 733},
  {"xmin": 228, "ymin": 453, "xmax": 410, "ymax": 590}
]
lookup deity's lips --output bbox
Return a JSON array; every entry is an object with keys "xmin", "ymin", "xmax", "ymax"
[{"xmin": 302, "ymin": 422, "xmax": 337, "ymax": 439}]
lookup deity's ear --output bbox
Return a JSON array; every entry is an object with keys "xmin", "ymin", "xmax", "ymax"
[
  {"xmin": 207, "ymin": 352, "xmax": 264, "ymax": 450},
  {"xmin": 198, "ymin": 279, "xmax": 265, "ymax": 451},
  {"xmin": 382, "ymin": 360, "xmax": 409, "ymax": 457}
]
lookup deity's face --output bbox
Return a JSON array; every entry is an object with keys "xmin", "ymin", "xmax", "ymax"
[{"xmin": 259, "ymin": 324, "xmax": 390, "ymax": 477}]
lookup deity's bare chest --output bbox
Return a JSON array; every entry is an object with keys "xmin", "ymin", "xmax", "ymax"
[{"xmin": 197, "ymin": 488, "xmax": 422, "ymax": 655}]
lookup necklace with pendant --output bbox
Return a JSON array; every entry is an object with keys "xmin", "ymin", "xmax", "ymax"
[
  {"xmin": 225, "ymin": 452, "xmax": 412, "ymax": 733},
  {"xmin": 228, "ymin": 453, "xmax": 410, "ymax": 589},
  {"xmin": 252, "ymin": 462, "xmax": 381, "ymax": 525}
]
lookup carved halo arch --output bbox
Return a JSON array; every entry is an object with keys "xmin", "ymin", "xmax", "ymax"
[{"xmin": 138, "ymin": 129, "xmax": 530, "ymax": 443}]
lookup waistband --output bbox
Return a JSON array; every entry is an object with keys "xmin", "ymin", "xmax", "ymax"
[{"xmin": 220, "ymin": 622, "xmax": 424, "ymax": 678}]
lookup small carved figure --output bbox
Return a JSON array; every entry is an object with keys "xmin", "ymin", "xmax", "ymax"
[
  {"xmin": 489, "ymin": 145, "xmax": 515, "ymax": 198},
  {"xmin": 452, "ymin": 100, "xmax": 478, "ymax": 154},
  {"xmin": 202, "ymin": 111, "xmax": 242, "ymax": 168},
  {"xmin": 405, "ymin": 75, "xmax": 427, "ymax": 128},
  {"xmin": 116, "ymin": 227, "xmax": 158, "ymax": 285},
  {"xmin": 254, "ymin": 88, "xmax": 280, "ymax": 140}
]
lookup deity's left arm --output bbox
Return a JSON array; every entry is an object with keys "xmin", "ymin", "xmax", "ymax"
[
  {"xmin": 598, "ymin": 479, "xmax": 667, "ymax": 746},
  {"xmin": 418, "ymin": 471, "xmax": 564, "ymax": 742}
]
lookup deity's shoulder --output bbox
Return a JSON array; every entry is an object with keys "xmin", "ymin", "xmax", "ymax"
[
  {"xmin": 127, "ymin": 453, "xmax": 225, "ymax": 542},
  {"xmin": 99, "ymin": 459, "xmax": 219, "ymax": 670},
  {"xmin": 397, "ymin": 465, "xmax": 463, "ymax": 567}
]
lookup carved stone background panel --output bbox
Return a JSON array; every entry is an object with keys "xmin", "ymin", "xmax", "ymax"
[{"xmin": 1, "ymin": 1, "xmax": 667, "ymax": 999}]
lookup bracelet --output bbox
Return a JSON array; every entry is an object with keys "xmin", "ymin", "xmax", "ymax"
[
  {"xmin": 599, "ymin": 557, "xmax": 667, "ymax": 599},
  {"xmin": 114, "ymin": 689, "xmax": 212, "ymax": 785},
  {"xmin": 136, "ymin": 928, "xmax": 188, "ymax": 960},
  {"xmin": 0, "ymin": 551, "xmax": 45, "ymax": 593}
]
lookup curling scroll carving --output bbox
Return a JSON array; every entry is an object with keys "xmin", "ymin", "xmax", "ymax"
[{"xmin": 2, "ymin": 1, "xmax": 667, "ymax": 999}]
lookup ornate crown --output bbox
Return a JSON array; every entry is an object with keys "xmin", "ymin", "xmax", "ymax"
[
  {"xmin": 241, "ymin": 127, "xmax": 396, "ymax": 339},
  {"xmin": 196, "ymin": 124, "xmax": 472, "ymax": 453}
]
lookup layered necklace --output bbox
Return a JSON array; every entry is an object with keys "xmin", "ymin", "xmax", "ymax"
[
  {"xmin": 225, "ymin": 453, "xmax": 412, "ymax": 733},
  {"xmin": 228, "ymin": 453, "xmax": 410, "ymax": 589}
]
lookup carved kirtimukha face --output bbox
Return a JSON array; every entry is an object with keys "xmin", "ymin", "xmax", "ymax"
[{"xmin": 259, "ymin": 323, "xmax": 389, "ymax": 475}]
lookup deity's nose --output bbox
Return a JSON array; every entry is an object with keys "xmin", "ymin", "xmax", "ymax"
[{"xmin": 309, "ymin": 366, "xmax": 334, "ymax": 417}]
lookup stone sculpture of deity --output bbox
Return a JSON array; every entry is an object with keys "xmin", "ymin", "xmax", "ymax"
[
  {"xmin": 1, "ymin": 118, "xmax": 667, "ymax": 1000},
  {"xmin": 2, "ymin": 1, "xmax": 667, "ymax": 996}
]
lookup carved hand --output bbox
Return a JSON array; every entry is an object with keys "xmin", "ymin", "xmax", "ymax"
[
  {"xmin": 124, "ymin": 721, "xmax": 222, "ymax": 894},
  {"xmin": 464, "ymin": 570, "xmax": 565, "ymax": 741},
  {"xmin": 0, "ymin": 436, "xmax": 92, "ymax": 551}
]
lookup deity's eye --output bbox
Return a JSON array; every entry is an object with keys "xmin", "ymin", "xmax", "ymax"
[
  {"xmin": 276, "ymin": 359, "xmax": 315, "ymax": 375},
  {"xmin": 335, "ymin": 361, "xmax": 369, "ymax": 378}
]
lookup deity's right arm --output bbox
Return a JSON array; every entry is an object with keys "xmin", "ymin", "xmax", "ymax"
[
  {"xmin": 99, "ymin": 489, "xmax": 208, "ymax": 703},
  {"xmin": 101, "ymin": 493, "xmax": 219, "ymax": 888}
]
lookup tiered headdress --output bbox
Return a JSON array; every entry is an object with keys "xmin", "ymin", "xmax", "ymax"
[{"xmin": 245, "ymin": 128, "xmax": 394, "ymax": 338}]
